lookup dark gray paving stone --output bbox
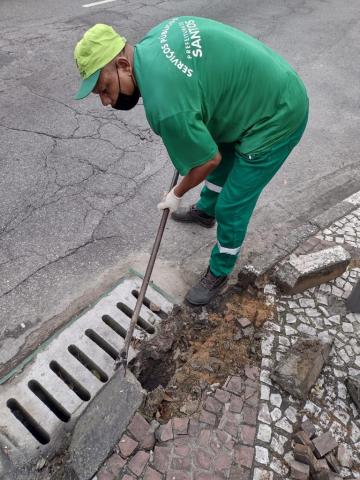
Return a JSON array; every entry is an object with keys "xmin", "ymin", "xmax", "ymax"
[
  {"xmin": 272, "ymin": 246, "xmax": 351, "ymax": 294},
  {"xmin": 68, "ymin": 370, "xmax": 144, "ymax": 480},
  {"xmin": 312, "ymin": 432, "xmax": 338, "ymax": 459},
  {"xmin": 271, "ymin": 337, "xmax": 333, "ymax": 399},
  {"xmin": 345, "ymin": 280, "xmax": 360, "ymax": 313},
  {"xmin": 345, "ymin": 375, "xmax": 360, "ymax": 412}
]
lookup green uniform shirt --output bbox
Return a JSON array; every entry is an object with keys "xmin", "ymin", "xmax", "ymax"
[{"xmin": 134, "ymin": 16, "xmax": 308, "ymax": 176}]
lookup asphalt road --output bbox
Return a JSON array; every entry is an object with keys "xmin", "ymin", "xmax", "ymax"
[{"xmin": 0, "ymin": 0, "xmax": 359, "ymax": 376}]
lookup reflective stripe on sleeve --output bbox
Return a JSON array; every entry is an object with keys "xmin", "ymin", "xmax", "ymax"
[
  {"xmin": 217, "ymin": 242, "xmax": 241, "ymax": 255},
  {"xmin": 205, "ymin": 180, "xmax": 222, "ymax": 193}
]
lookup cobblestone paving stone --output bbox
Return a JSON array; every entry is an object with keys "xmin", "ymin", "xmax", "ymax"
[{"xmin": 316, "ymin": 207, "xmax": 360, "ymax": 248}]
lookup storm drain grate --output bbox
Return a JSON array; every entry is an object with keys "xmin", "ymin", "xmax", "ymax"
[{"xmin": 0, "ymin": 276, "xmax": 172, "ymax": 467}]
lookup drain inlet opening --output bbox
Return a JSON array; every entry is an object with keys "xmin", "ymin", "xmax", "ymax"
[
  {"xmin": 28, "ymin": 380, "xmax": 71, "ymax": 423},
  {"xmin": 131, "ymin": 290, "xmax": 167, "ymax": 319},
  {"xmin": 68, "ymin": 345, "xmax": 109, "ymax": 383},
  {"xmin": 102, "ymin": 314, "xmax": 127, "ymax": 338},
  {"xmin": 117, "ymin": 302, "xmax": 155, "ymax": 334},
  {"xmin": 49, "ymin": 361, "xmax": 91, "ymax": 401},
  {"xmin": 7, "ymin": 398, "xmax": 50, "ymax": 445},
  {"xmin": 85, "ymin": 329, "xmax": 119, "ymax": 360}
]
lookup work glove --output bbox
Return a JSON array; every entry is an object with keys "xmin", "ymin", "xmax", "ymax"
[{"xmin": 157, "ymin": 187, "xmax": 181, "ymax": 213}]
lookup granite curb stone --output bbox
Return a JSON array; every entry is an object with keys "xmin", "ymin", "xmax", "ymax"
[{"xmin": 69, "ymin": 370, "xmax": 144, "ymax": 480}]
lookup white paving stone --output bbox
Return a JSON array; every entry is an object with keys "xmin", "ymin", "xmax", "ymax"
[
  {"xmin": 299, "ymin": 298, "xmax": 316, "ymax": 308},
  {"xmin": 278, "ymin": 336, "xmax": 290, "ymax": 347},
  {"xmin": 264, "ymin": 284, "xmax": 277, "ymax": 295},
  {"xmin": 261, "ymin": 334, "xmax": 274, "ymax": 356},
  {"xmin": 342, "ymin": 322, "xmax": 354, "ymax": 333},
  {"xmin": 298, "ymin": 323, "xmax": 317, "ymax": 336},
  {"xmin": 285, "ymin": 314, "xmax": 297, "ymax": 324},
  {"xmin": 344, "ymin": 191, "xmax": 360, "ymax": 205},
  {"xmin": 315, "ymin": 293, "xmax": 328, "ymax": 305},
  {"xmin": 253, "ymin": 468, "xmax": 273, "ymax": 480},
  {"xmin": 338, "ymin": 382, "xmax": 348, "ymax": 400},
  {"xmin": 260, "ymin": 385, "xmax": 270, "ymax": 401},
  {"xmin": 257, "ymin": 423, "xmax": 272, "ymax": 443},
  {"xmin": 318, "ymin": 305, "xmax": 329, "ymax": 316},
  {"xmin": 275, "ymin": 417, "xmax": 293, "ymax": 434},
  {"xmin": 261, "ymin": 358, "xmax": 273, "ymax": 370},
  {"xmin": 270, "ymin": 458, "xmax": 288, "ymax": 476},
  {"xmin": 260, "ymin": 370, "xmax": 272, "ymax": 386},
  {"xmin": 270, "ymin": 432, "xmax": 287, "ymax": 455},
  {"xmin": 332, "ymin": 286, "xmax": 344, "ymax": 297},
  {"xmin": 339, "ymin": 349, "xmax": 351, "ymax": 363},
  {"xmin": 345, "ymin": 345, "xmax": 354, "ymax": 357},
  {"xmin": 255, "ymin": 446, "xmax": 269, "ymax": 465},
  {"xmin": 284, "ymin": 325, "xmax": 297, "ymax": 336},
  {"xmin": 264, "ymin": 321, "xmax": 281, "ymax": 332},
  {"xmin": 258, "ymin": 403, "xmax": 271, "ymax": 425},
  {"xmin": 285, "ymin": 406, "xmax": 298, "ymax": 423},
  {"xmin": 270, "ymin": 408, "xmax": 282, "ymax": 423},
  {"xmin": 287, "ymin": 301, "xmax": 298, "ymax": 309},
  {"xmin": 320, "ymin": 411, "xmax": 331, "ymax": 429},
  {"xmin": 350, "ymin": 403, "xmax": 359, "ymax": 418},
  {"xmin": 347, "ymin": 313, "xmax": 360, "ymax": 323},
  {"xmin": 328, "ymin": 315, "xmax": 341, "ymax": 324},
  {"xmin": 270, "ymin": 393, "xmax": 282, "ymax": 408},
  {"xmin": 304, "ymin": 401, "xmax": 321, "ymax": 416},
  {"xmin": 337, "ymin": 332, "xmax": 348, "ymax": 342}
]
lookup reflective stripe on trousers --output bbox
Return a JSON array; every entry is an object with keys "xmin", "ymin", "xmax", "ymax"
[
  {"xmin": 205, "ymin": 180, "xmax": 222, "ymax": 193},
  {"xmin": 217, "ymin": 242, "xmax": 241, "ymax": 255}
]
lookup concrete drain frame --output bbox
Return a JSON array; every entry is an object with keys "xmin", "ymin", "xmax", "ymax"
[{"xmin": 0, "ymin": 274, "xmax": 173, "ymax": 471}]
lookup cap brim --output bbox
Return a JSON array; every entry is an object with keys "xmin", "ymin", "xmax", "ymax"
[{"xmin": 74, "ymin": 69, "xmax": 101, "ymax": 100}]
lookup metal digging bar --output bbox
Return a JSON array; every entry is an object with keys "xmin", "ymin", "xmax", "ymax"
[{"xmin": 115, "ymin": 168, "xmax": 179, "ymax": 374}]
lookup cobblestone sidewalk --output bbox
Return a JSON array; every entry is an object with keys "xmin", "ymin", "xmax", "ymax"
[
  {"xmin": 90, "ymin": 201, "xmax": 360, "ymax": 480},
  {"xmin": 253, "ymin": 205, "xmax": 360, "ymax": 479},
  {"xmin": 93, "ymin": 366, "xmax": 260, "ymax": 480}
]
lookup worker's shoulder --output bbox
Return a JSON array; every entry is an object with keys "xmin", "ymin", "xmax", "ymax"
[{"xmin": 136, "ymin": 15, "xmax": 240, "ymax": 53}]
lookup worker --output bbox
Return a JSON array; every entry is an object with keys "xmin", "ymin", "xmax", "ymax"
[{"xmin": 73, "ymin": 17, "xmax": 308, "ymax": 305}]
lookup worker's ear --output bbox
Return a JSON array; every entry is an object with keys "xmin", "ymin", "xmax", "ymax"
[{"xmin": 115, "ymin": 55, "xmax": 131, "ymax": 74}]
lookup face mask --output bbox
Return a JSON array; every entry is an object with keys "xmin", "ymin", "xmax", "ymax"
[{"xmin": 112, "ymin": 65, "xmax": 140, "ymax": 111}]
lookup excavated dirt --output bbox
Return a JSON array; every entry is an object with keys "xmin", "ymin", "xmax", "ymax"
[{"xmin": 131, "ymin": 286, "xmax": 275, "ymax": 422}]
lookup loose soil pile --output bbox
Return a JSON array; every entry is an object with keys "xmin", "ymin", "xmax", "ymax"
[{"xmin": 131, "ymin": 286, "xmax": 274, "ymax": 421}]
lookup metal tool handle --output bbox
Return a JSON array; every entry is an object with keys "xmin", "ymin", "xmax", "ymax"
[{"xmin": 115, "ymin": 168, "xmax": 179, "ymax": 372}]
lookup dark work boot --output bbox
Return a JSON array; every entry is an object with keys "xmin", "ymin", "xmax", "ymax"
[
  {"xmin": 171, "ymin": 205, "xmax": 215, "ymax": 228},
  {"xmin": 186, "ymin": 268, "xmax": 228, "ymax": 305}
]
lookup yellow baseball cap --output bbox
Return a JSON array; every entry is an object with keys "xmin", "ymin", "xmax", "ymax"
[{"xmin": 74, "ymin": 24, "xmax": 126, "ymax": 100}]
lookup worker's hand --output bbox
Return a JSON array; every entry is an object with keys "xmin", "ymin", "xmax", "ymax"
[{"xmin": 157, "ymin": 187, "xmax": 181, "ymax": 213}]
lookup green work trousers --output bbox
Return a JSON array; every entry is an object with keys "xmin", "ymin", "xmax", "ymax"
[{"xmin": 196, "ymin": 113, "xmax": 308, "ymax": 277}]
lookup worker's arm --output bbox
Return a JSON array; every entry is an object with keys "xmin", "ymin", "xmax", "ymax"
[
  {"xmin": 157, "ymin": 152, "xmax": 222, "ymax": 212},
  {"xmin": 175, "ymin": 151, "xmax": 222, "ymax": 197}
]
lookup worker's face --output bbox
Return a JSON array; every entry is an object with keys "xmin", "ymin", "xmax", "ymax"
[{"xmin": 93, "ymin": 57, "xmax": 139, "ymax": 109}]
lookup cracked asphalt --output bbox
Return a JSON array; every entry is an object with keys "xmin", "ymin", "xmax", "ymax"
[{"xmin": 0, "ymin": 0, "xmax": 359, "ymax": 377}]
